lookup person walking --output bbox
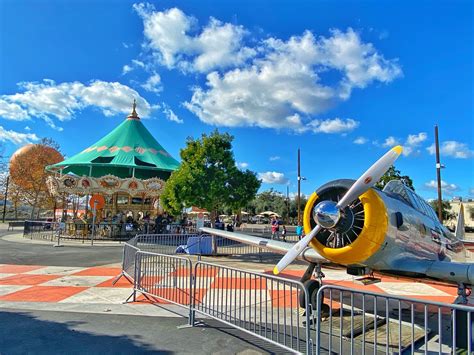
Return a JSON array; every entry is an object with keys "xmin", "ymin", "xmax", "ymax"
[
  {"xmin": 281, "ymin": 225, "xmax": 287, "ymax": 242},
  {"xmin": 271, "ymin": 215, "xmax": 280, "ymax": 240}
]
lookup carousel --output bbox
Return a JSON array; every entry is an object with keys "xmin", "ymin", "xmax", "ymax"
[{"xmin": 45, "ymin": 100, "xmax": 180, "ymax": 238}]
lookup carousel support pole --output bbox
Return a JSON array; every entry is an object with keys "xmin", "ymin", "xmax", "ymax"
[{"xmin": 91, "ymin": 200, "xmax": 97, "ymax": 246}]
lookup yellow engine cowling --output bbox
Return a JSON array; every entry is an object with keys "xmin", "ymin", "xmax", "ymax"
[{"xmin": 303, "ymin": 185, "xmax": 388, "ymax": 265}]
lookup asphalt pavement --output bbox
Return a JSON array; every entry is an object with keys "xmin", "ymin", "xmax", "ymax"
[
  {"xmin": 0, "ymin": 230, "xmax": 123, "ymax": 267},
  {"xmin": 0, "ymin": 308, "xmax": 279, "ymax": 354}
]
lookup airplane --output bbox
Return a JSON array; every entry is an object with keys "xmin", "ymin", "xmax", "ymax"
[{"xmin": 201, "ymin": 146, "xmax": 473, "ymax": 308}]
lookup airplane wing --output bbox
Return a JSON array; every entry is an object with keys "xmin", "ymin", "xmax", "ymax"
[
  {"xmin": 389, "ymin": 257, "xmax": 474, "ymax": 285},
  {"xmin": 200, "ymin": 227, "xmax": 328, "ymax": 264}
]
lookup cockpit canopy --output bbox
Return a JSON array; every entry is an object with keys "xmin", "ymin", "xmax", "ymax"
[{"xmin": 383, "ymin": 180, "xmax": 439, "ymax": 221}]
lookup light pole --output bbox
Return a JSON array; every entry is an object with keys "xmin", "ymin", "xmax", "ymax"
[
  {"xmin": 297, "ymin": 149, "xmax": 306, "ymax": 226},
  {"xmin": 434, "ymin": 125, "xmax": 444, "ymax": 222},
  {"xmin": 286, "ymin": 185, "xmax": 290, "ymax": 224}
]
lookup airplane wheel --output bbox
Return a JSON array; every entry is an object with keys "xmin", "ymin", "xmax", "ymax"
[{"xmin": 299, "ymin": 280, "xmax": 324, "ymax": 311}]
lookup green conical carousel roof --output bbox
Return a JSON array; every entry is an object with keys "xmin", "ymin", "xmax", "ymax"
[{"xmin": 47, "ymin": 104, "xmax": 180, "ymax": 180}]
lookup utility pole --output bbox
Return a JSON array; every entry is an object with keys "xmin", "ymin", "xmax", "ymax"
[
  {"xmin": 434, "ymin": 125, "xmax": 443, "ymax": 222},
  {"xmin": 286, "ymin": 185, "xmax": 290, "ymax": 224},
  {"xmin": 2, "ymin": 175, "xmax": 9, "ymax": 223},
  {"xmin": 297, "ymin": 149, "xmax": 301, "ymax": 226}
]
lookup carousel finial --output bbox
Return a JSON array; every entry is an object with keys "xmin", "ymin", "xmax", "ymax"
[{"xmin": 128, "ymin": 99, "xmax": 139, "ymax": 120}]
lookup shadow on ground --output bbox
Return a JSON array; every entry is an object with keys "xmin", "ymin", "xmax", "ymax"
[
  {"xmin": 0, "ymin": 309, "xmax": 280, "ymax": 354},
  {"xmin": 0, "ymin": 310, "xmax": 161, "ymax": 354}
]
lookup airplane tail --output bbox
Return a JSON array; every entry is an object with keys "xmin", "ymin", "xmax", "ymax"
[{"xmin": 455, "ymin": 202, "xmax": 465, "ymax": 240}]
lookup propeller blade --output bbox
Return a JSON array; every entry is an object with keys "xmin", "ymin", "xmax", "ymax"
[
  {"xmin": 274, "ymin": 225, "xmax": 321, "ymax": 275},
  {"xmin": 336, "ymin": 145, "xmax": 403, "ymax": 210}
]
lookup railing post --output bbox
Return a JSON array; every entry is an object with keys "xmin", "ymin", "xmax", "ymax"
[
  {"xmin": 305, "ymin": 287, "xmax": 312, "ymax": 355},
  {"xmin": 132, "ymin": 252, "xmax": 141, "ymax": 302},
  {"xmin": 188, "ymin": 261, "xmax": 196, "ymax": 326}
]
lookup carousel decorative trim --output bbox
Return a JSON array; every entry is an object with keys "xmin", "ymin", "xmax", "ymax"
[{"xmin": 47, "ymin": 175, "xmax": 166, "ymax": 197}]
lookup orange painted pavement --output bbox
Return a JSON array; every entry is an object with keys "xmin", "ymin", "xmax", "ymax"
[{"xmin": 0, "ymin": 285, "xmax": 88, "ymax": 302}]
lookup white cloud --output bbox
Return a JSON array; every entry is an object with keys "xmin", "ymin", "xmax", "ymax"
[
  {"xmin": 258, "ymin": 171, "xmax": 288, "ymax": 184},
  {"xmin": 161, "ymin": 103, "xmax": 183, "ymax": 123},
  {"xmin": 122, "ymin": 64, "xmax": 133, "ymax": 75},
  {"xmin": 427, "ymin": 141, "xmax": 474, "ymax": 159},
  {"xmin": 134, "ymin": 6, "xmax": 401, "ymax": 133},
  {"xmin": 353, "ymin": 136, "xmax": 367, "ymax": 145},
  {"xmin": 402, "ymin": 132, "xmax": 427, "ymax": 156},
  {"xmin": 424, "ymin": 180, "xmax": 459, "ymax": 193},
  {"xmin": 377, "ymin": 132, "xmax": 427, "ymax": 155},
  {"xmin": 142, "ymin": 73, "xmax": 162, "ymax": 94},
  {"xmin": 382, "ymin": 136, "xmax": 399, "ymax": 148},
  {"xmin": 307, "ymin": 118, "xmax": 358, "ymax": 134},
  {"xmin": 134, "ymin": 4, "xmax": 254, "ymax": 73},
  {"xmin": 122, "ymin": 59, "xmax": 147, "ymax": 75},
  {"xmin": 406, "ymin": 132, "xmax": 427, "ymax": 146},
  {"xmin": 0, "ymin": 79, "xmax": 154, "ymax": 128},
  {"xmin": 0, "ymin": 126, "xmax": 39, "ymax": 145},
  {"xmin": 469, "ymin": 188, "xmax": 474, "ymax": 196},
  {"xmin": 0, "ymin": 99, "xmax": 29, "ymax": 121},
  {"xmin": 237, "ymin": 162, "xmax": 249, "ymax": 169},
  {"xmin": 269, "ymin": 156, "xmax": 280, "ymax": 161},
  {"xmin": 132, "ymin": 59, "xmax": 145, "ymax": 68},
  {"xmin": 24, "ymin": 126, "xmax": 31, "ymax": 131}
]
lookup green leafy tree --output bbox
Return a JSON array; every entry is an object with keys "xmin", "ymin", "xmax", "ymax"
[
  {"xmin": 375, "ymin": 165, "xmax": 415, "ymax": 191},
  {"xmin": 289, "ymin": 194, "xmax": 308, "ymax": 223},
  {"xmin": 161, "ymin": 131, "xmax": 261, "ymax": 222},
  {"xmin": 429, "ymin": 200, "xmax": 455, "ymax": 222},
  {"xmin": 252, "ymin": 189, "xmax": 287, "ymax": 217}
]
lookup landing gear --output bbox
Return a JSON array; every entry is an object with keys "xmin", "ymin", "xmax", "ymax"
[
  {"xmin": 299, "ymin": 279, "xmax": 324, "ymax": 310},
  {"xmin": 299, "ymin": 263, "xmax": 327, "ymax": 314},
  {"xmin": 454, "ymin": 283, "xmax": 471, "ymax": 305}
]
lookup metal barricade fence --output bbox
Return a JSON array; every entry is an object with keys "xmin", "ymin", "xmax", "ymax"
[
  {"xmin": 136, "ymin": 234, "xmax": 194, "ymax": 255},
  {"xmin": 122, "ymin": 235, "xmax": 139, "ymax": 280},
  {"xmin": 132, "ymin": 251, "xmax": 193, "ymax": 315},
  {"xmin": 313, "ymin": 284, "xmax": 473, "ymax": 354},
  {"xmin": 23, "ymin": 220, "xmax": 58, "ymax": 241},
  {"xmin": 135, "ymin": 233, "xmax": 265, "ymax": 258},
  {"xmin": 191, "ymin": 261, "xmax": 312, "ymax": 354}
]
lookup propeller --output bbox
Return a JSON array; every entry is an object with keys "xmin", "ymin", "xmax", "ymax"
[{"xmin": 273, "ymin": 145, "xmax": 403, "ymax": 275}]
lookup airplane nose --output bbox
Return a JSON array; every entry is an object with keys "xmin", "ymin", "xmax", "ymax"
[{"xmin": 313, "ymin": 200, "xmax": 341, "ymax": 229}]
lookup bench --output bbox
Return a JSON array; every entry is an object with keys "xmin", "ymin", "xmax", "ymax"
[{"xmin": 8, "ymin": 221, "xmax": 24, "ymax": 231}]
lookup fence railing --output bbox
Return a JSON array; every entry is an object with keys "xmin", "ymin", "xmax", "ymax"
[
  {"xmin": 23, "ymin": 221, "xmax": 58, "ymax": 241},
  {"xmin": 116, "ymin": 238, "xmax": 474, "ymax": 354},
  {"xmin": 133, "ymin": 251, "xmax": 193, "ymax": 314},
  {"xmin": 191, "ymin": 261, "xmax": 312, "ymax": 354},
  {"xmin": 22, "ymin": 220, "xmax": 197, "ymax": 242},
  {"xmin": 313, "ymin": 284, "xmax": 473, "ymax": 354},
  {"xmin": 134, "ymin": 233, "xmax": 266, "ymax": 259}
]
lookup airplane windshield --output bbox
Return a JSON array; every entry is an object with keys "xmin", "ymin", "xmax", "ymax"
[
  {"xmin": 383, "ymin": 180, "xmax": 438, "ymax": 221},
  {"xmin": 383, "ymin": 180, "xmax": 412, "ymax": 205}
]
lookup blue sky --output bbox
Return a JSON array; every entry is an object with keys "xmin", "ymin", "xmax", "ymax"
[{"xmin": 0, "ymin": 0, "xmax": 472, "ymax": 200}]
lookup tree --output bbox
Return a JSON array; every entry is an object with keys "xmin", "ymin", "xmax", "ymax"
[
  {"xmin": 251, "ymin": 189, "xmax": 287, "ymax": 217},
  {"xmin": 429, "ymin": 200, "xmax": 455, "ymax": 222},
  {"xmin": 161, "ymin": 131, "xmax": 261, "ymax": 222},
  {"xmin": 289, "ymin": 194, "xmax": 308, "ymax": 223},
  {"xmin": 9, "ymin": 139, "xmax": 63, "ymax": 218},
  {"xmin": 375, "ymin": 165, "xmax": 415, "ymax": 191}
]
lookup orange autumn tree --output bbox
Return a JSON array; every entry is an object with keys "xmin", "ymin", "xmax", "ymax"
[{"xmin": 9, "ymin": 139, "xmax": 63, "ymax": 218}]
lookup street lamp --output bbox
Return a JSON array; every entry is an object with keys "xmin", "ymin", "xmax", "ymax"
[{"xmin": 297, "ymin": 149, "xmax": 307, "ymax": 226}]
